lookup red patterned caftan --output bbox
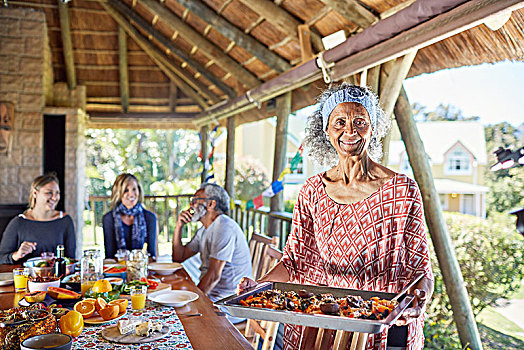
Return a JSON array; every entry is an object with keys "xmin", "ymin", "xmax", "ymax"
[{"xmin": 281, "ymin": 173, "xmax": 433, "ymax": 350}]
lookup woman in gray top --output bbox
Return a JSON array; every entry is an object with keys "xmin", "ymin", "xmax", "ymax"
[{"xmin": 0, "ymin": 174, "xmax": 76, "ymax": 264}]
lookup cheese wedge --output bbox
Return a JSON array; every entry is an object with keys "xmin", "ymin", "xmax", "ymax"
[{"xmin": 117, "ymin": 319, "xmax": 142, "ymax": 335}]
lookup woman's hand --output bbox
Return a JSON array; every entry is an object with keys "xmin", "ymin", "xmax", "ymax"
[
  {"xmin": 236, "ymin": 277, "xmax": 258, "ymax": 295},
  {"xmin": 395, "ymin": 288, "xmax": 428, "ymax": 326},
  {"xmin": 12, "ymin": 241, "xmax": 37, "ymax": 261}
]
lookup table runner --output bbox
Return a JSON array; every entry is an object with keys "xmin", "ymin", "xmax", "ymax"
[{"xmin": 72, "ymin": 303, "xmax": 193, "ymax": 349}]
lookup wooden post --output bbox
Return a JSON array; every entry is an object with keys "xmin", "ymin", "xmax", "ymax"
[
  {"xmin": 58, "ymin": 0, "xmax": 76, "ymax": 89},
  {"xmin": 225, "ymin": 116, "xmax": 236, "ymax": 198},
  {"xmin": 395, "ymin": 87, "xmax": 483, "ymax": 350},
  {"xmin": 269, "ymin": 92, "xmax": 291, "ymax": 237},
  {"xmin": 378, "ymin": 51, "xmax": 417, "ymax": 165},
  {"xmin": 298, "ymin": 24, "xmax": 313, "ymax": 63},
  {"xmin": 118, "ymin": 26, "xmax": 129, "ymax": 113},
  {"xmin": 200, "ymin": 125, "xmax": 209, "ymax": 184}
]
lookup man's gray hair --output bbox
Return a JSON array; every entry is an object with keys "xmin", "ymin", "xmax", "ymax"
[
  {"xmin": 304, "ymin": 83, "xmax": 391, "ymax": 167},
  {"xmin": 200, "ymin": 182, "xmax": 230, "ymax": 214}
]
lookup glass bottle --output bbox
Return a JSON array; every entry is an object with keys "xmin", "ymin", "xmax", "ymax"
[
  {"xmin": 126, "ymin": 249, "xmax": 148, "ymax": 282},
  {"xmin": 80, "ymin": 249, "xmax": 103, "ymax": 296},
  {"xmin": 54, "ymin": 245, "xmax": 66, "ymax": 278}
]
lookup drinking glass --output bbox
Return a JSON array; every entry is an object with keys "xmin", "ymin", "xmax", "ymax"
[
  {"xmin": 41, "ymin": 252, "xmax": 55, "ymax": 259},
  {"xmin": 13, "ymin": 267, "xmax": 29, "ymax": 292},
  {"xmin": 80, "ymin": 249, "xmax": 103, "ymax": 296},
  {"xmin": 130, "ymin": 285, "xmax": 147, "ymax": 310}
]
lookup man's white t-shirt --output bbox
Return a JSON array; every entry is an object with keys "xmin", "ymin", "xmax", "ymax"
[{"xmin": 187, "ymin": 214, "xmax": 253, "ymax": 301}]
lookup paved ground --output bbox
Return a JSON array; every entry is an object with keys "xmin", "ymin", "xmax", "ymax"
[{"xmin": 493, "ymin": 298, "xmax": 524, "ymax": 337}]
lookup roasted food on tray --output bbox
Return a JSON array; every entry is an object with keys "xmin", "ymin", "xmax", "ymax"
[{"xmin": 239, "ymin": 289, "xmax": 398, "ymax": 320}]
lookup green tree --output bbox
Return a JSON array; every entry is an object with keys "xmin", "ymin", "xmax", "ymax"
[{"xmin": 412, "ymin": 102, "xmax": 479, "ymax": 121}]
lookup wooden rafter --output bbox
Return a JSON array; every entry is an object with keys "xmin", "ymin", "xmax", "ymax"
[
  {"xmin": 139, "ymin": 0, "xmax": 261, "ymax": 89},
  {"xmin": 99, "ymin": 0, "xmax": 210, "ymax": 108},
  {"xmin": 237, "ymin": 0, "xmax": 324, "ymax": 53},
  {"xmin": 118, "ymin": 26, "xmax": 130, "ymax": 113},
  {"xmin": 171, "ymin": 0, "xmax": 291, "ymax": 74},
  {"xmin": 319, "ymin": 0, "xmax": 377, "ymax": 28},
  {"xmin": 106, "ymin": 0, "xmax": 236, "ymax": 99},
  {"xmin": 57, "ymin": 0, "xmax": 76, "ymax": 89}
]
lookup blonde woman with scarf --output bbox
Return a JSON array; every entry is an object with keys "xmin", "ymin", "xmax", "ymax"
[{"xmin": 103, "ymin": 174, "xmax": 157, "ymax": 259}]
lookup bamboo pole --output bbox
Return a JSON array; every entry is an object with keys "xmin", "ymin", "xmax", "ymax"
[
  {"xmin": 118, "ymin": 26, "xmax": 129, "ymax": 113},
  {"xmin": 200, "ymin": 125, "xmax": 209, "ymax": 184},
  {"xmin": 225, "ymin": 116, "xmax": 236, "ymax": 198},
  {"xmin": 57, "ymin": 1, "xmax": 76, "ymax": 89},
  {"xmin": 269, "ymin": 92, "xmax": 291, "ymax": 237},
  {"xmin": 394, "ymin": 86, "xmax": 483, "ymax": 350}
]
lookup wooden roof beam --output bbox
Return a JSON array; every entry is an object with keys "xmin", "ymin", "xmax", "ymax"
[
  {"xmin": 105, "ymin": 0, "xmax": 236, "ymax": 99},
  {"xmin": 237, "ymin": 0, "xmax": 325, "ymax": 53},
  {"xmin": 319, "ymin": 0, "xmax": 377, "ymax": 28},
  {"xmin": 118, "ymin": 26, "xmax": 130, "ymax": 113},
  {"xmin": 139, "ymin": 0, "xmax": 261, "ymax": 89},
  {"xmin": 57, "ymin": 0, "xmax": 76, "ymax": 89},
  {"xmin": 100, "ymin": 1, "xmax": 210, "ymax": 108},
  {"xmin": 171, "ymin": 0, "xmax": 291, "ymax": 74}
]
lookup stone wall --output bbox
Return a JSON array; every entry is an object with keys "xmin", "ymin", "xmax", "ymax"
[{"xmin": 0, "ymin": 7, "xmax": 47, "ymax": 203}]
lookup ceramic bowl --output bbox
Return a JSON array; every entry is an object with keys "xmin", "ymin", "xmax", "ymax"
[
  {"xmin": 21, "ymin": 333, "xmax": 72, "ymax": 350},
  {"xmin": 27, "ymin": 278, "xmax": 60, "ymax": 292}
]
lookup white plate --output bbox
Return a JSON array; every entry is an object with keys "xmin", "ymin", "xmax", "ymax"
[
  {"xmin": 0, "ymin": 272, "xmax": 14, "ymax": 286},
  {"xmin": 148, "ymin": 262, "xmax": 182, "ymax": 276},
  {"xmin": 149, "ymin": 290, "xmax": 199, "ymax": 307}
]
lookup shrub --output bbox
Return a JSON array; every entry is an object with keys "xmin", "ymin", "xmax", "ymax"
[{"xmin": 424, "ymin": 212, "xmax": 524, "ymax": 349}]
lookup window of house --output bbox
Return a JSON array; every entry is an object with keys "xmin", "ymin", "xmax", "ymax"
[{"xmin": 445, "ymin": 146, "xmax": 471, "ymax": 175}]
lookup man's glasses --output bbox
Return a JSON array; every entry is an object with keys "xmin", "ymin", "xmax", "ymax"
[{"xmin": 190, "ymin": 197, "xmax": 210, "ymax": 205}]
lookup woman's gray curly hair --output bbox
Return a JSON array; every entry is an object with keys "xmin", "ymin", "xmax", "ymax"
[{"xmin": 304, "ymin": 83, "xmax": 390, "ymax": 167}]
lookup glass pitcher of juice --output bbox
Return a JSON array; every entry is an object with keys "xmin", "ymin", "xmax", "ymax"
[
  {"xmin": 126, "ymin": 249, "xmax": 147, "ymax": 282},
  {"xmin": 80, "ymin": 249, "xmax": 103, "ymax": 296}
]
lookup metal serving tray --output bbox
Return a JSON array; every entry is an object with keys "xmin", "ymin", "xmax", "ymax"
[{"xmin": 215, "ymin": 282, "xmax": 414, "ymax": 334}]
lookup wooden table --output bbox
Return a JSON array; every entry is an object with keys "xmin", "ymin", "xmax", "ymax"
[{"xmin": 0, "ymin": 264, "xmax": 253, "ymax": 350}]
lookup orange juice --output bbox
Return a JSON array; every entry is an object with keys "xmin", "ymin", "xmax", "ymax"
[
  {"xmin": 131, "ymin": 294, "xmax": 146, "ymax": 310},
  {"xmin": 13, "ymin": 275, "xmax": 28, "ymax": 291},
  {"xmin": 81, "ymin": 281, "xmax": 96, "ymax": 297}
]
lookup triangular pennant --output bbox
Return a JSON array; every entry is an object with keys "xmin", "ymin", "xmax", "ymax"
[
  {"xmin": 278, "ymin": 167, "xmax": 292, "ymax": 181},
  {"xmin": 246, "ymin": 200, "xmax": 254, "ymax": 210},
  {"xmin": 253, "ymin": 194, "xmax": 264, "ymax": 209}
]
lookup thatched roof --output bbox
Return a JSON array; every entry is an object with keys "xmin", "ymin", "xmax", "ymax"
[{"xmin": 8, "ymin": 0, "xmax": 524, "ymax": 128}]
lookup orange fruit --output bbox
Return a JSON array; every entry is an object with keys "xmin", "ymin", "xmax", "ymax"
[
  {"xmin": 108, "ymin": 299, "xmax": 128, "ymax": 314},
  {"xmin": 83, "ymin": 298, "xmax": 96, "ymax": 305},
  {"xmin": 98, "ymin": 305, "xmax": 119, "ymax": 321},
  {"xmin": 92, "ymin": 279, "xmax": 112, "ymax": 293},
  {"xmin": 74, "ymin": 301, "xmax": 95, "ymax": 319},
  {"xmin": 94, "ymin": 297, "xmax": 107, "ymax": 313}
]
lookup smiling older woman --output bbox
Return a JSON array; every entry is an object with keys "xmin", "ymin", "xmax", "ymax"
[
  {"xmin": 238, "ymin": 84, "xmax": 434, "ymax": 350},
  {"xmin": 102, "ymin": 173, "xmax": 157, "ymax": 259}
]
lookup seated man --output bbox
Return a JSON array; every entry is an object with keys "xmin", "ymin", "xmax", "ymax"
[{"xmin": 172, "ymin": 183, "xmax": 253, "ymax": 306}]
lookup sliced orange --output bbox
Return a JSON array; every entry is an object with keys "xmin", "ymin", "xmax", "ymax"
[
  {"xmin": 98, "ymin": 305, "xmax": 119, "ymax": 321},
  {"xmin": 94, "ymin": 297, "xmax": 107, "ymax": 313},
  {"xmin": 108, "ymin": 299, "xmax": 128, "ymax": 314},
  {"xmin": 92, "ymin": 279, "xmax": 112, "ymax": 293},
  {"xmin": 74, "ymin": 300, "xmax": 95, "ymax": 319},
  {"xmin": 83, "ymin": 298, "xmax": 96, "ymax": 305}
]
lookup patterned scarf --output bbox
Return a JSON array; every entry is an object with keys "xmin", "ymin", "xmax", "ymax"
[{"xmin": 112, "ymin": 202, "xmax": 147, "ymax": 251}]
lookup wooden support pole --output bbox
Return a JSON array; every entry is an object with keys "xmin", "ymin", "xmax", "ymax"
[
  {"xmin": 395, "ymin": 87, "xmax": 483, "ymax": 350},
  {"xmin": 378, "ymin": 51, "xmax": 417, "ymax": 165},
  {"xmin": 57, "ymin": 0, "xmax": 76, "ymax": 89},
  {"xmin": 366, "ymin": 65, "xmax": 380, "ymax": 94},
  {"xmin": 169, "ymin": 82, "xmax": 178, "ymax": 113},
  {"xmin": 269, "ymin": 92, "xmax": 291, "ymax": 237},
  {"xmin": 225, "ymin": 116, "xmax": 236, "ymax": 199},
  {"xmin": 319, "ymin": 0, "xmax": 377, "ymax": 28},
  {"xmin": 298, "ymin": 24, "xmax": 313, "ymax": 63},
  {"xmin": 118, "ymin": 26, "xmax": 129, "ymax": 113},
  {"xmin": 200, "ymin": 125, "xmax": 209, "ymax": 184}
]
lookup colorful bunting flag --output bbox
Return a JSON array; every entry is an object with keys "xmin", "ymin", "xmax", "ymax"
[
  {"xmin": 246, "ymin": 200, "xmax": 254, "ymax": 210},
  {"xmin": 253, "ymin": 194, "xmax": 264, "ymax": 209},
  {"xmin": 278, "ymin": 167, "xmax": 292, "ymax": 181},
  {"xmin": 263, "ymin": 180, "xmax": 284, "ymax": 197}
]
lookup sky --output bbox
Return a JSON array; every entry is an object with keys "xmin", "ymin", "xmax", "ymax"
[
  {"xmin": 296, "ymin": 61, "xmax": 523, "ymax": 128},
  {"xmin": 403, "ymin": 61, "xmax": 523, "ymax": 127}
]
